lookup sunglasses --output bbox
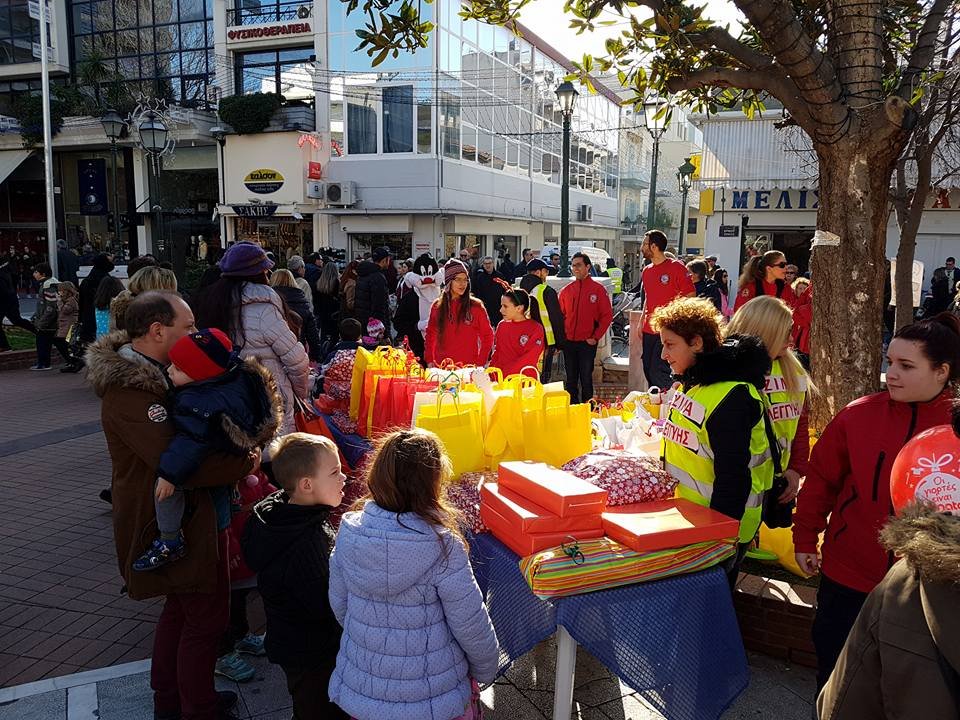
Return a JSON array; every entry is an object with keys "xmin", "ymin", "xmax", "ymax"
[{"xmin": 771, "ymin": 262, "xmax": 788, "ymax": 268}]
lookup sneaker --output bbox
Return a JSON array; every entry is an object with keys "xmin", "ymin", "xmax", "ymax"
[
  {"xmin": 132, "ymin": 534, "xmax": 186, "ymax": 572},
  {"xmin": 214, "ymin": 652, "xmax": 255, "ymax": 683},
  {"xmin": 29, "ymin": 365, "xmax": 52, "ymax": 371},
  {"xmin": 234, "ymin": 632, "xmax": 266, "ymax": 656}
]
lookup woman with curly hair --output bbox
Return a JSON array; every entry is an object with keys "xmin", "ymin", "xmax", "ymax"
[{"xmin": 652, "ymin": 296, "xmax": 774, "ymax": 586}]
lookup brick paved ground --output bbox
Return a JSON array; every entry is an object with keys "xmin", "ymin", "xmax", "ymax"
[{"xmin": 0, "ymin": 369, "xmax": 160, "ymax": 687}]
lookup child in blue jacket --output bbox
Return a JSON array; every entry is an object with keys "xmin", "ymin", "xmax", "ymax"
[
  {"xmin": 133, "ymin": 328, "xmax": 282, "ymax": 571},
  {"xmin": 328, "ymin": 428, "xmax": 499, "ymax": 720}
]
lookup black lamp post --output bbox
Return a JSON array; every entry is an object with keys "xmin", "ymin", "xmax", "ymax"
[
  {"xmin": 100, "ymin": 109, "xmax": 126, "ymax": 257},
  {"xmin": 676, "ymin": 156, "xmax": 695, "ymax": 254},
  {"xmin": 555, "ymin": 81, "xmax": 579, "ymax": 278},
  {"xmin": 642, "ymin": 96, "xmax": 668, "ymax": 232},
  {"xmin": 137, "ymin": 111, "xmax": 169, "ymax": 259},
  {"xmin": 210, "ymin": 124, "xmax": 228, "ymax": 246}
]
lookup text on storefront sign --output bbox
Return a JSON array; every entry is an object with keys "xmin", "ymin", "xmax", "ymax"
[
  {"xmin": 732, "ymin": 189, "xmax": 820, "ymax": 211},
  {"xmin": 227, "ymin": 23, "xmax": 311, "ymax": 41}
]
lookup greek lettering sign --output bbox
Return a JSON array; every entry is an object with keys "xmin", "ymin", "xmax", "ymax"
[
  {"xmin": 227, "ymin": 22, "xmax": 312, "ymax": 42},
  {"xmin": 243, "ymin": 169, "xmax": 284, "ymax": 195},
  {"xmin": 730, "ymin": 189, "xmax": 820, "ymax": 211},
  {"xmin": 719, "ymin": 225, "xmax": 739, "ymax": 237},
  {"xmin": 232, "ymin": 204, "xmax": 278, "ymax": 217}
]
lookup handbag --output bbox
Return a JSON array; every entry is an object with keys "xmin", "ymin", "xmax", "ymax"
[{"xmin": 761, "ymin": 408, "xmax": 795, "ymax": 529}]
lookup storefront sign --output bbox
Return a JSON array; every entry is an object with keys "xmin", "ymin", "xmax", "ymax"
[
  {"xmin": 243, "ymin": 168, "xmax": 285, "ymax": 195},
  {"xmin": 78, "ymin": 159, "xmax": 107, "ymax": 216},
  {"xmin": 232, "ymin": 204, "xmax": 279, "ymax": 217},
  {"xmin": 719, "ymin": 225, "xmax": 740, "ymax": 237},
  {"xmin": 731, "ymin": 189, "xmax": 820, "ymax": 211},
  {"xmin": 227, "ymin": 22, "xmax": 312, "ymax": 41}
]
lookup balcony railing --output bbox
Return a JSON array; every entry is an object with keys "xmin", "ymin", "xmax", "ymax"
[{"xmin": 227, "ymin": 1, "xmax": 312, "ymax": 27}]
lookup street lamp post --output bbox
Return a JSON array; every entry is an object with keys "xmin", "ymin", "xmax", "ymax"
[
  {"xmin": 676, "ymin": 157, "xmax": 696, "ymax": 254},
  {"xmin": 137, "ymin": 111, "xmax": 169, "ymax": 260},
  {"xmin": 555, "ymin": 81, "xmax": 579, "ymax": 279},
  {"xmin": 100, "ymin": 109, "xmax": 126, "ymax": 257},
  {"xmin": 642, "ymin": 97, "xmax": 668, "ymax": 233},
  {"xmin": 210, "ymin": 124, "xmax": 229, "ymax": 247}
]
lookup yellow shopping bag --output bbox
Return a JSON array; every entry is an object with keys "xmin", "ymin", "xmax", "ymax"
[
  {"xmin": 521, "ymin": 391, "xmax": 592, "ymax": 467},
  {"xmin": 415, "ymin": 393, "xmax": 486, "ymax": 477}
]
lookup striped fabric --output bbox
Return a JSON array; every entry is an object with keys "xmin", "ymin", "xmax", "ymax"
[{"xmin": 519, "ymin": 536, "xmax": 737, "ymax": 599}]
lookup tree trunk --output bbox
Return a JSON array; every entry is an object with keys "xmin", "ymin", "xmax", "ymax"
[
  {"xmin": 893, "ymin": 153, "xmax": 933, "ymax": 331},
  {"xmin": 809, "ymin": 146, "xmax": 896, "ymax": 430}
]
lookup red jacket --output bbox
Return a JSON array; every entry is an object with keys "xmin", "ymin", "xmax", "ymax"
[
  {"xmin": 558, "ymin": 277, "xmax": 613, "ymax": 343},
  {"xmin": 734, "ymin": 278, "xmax": 798, "ymax": 312},
  {"xmin": 792, "ymin": 287, "xmax": 812, "ymax": 354},
  {"xmin": 793, "ymin": 391, "xmax": 952, "ymax": 593},
  {"xmin": 424, "ymin": 295, "xmax": 494, "ymax": 366},
  {"xmin": 490, "ymin": 318, "xmax": 545, "ymax": 377}
]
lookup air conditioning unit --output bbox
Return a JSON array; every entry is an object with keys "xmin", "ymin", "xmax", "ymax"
[
  {"xmin": 577, "ymin": 204, "xmax": 593, "ymax": 222},
  {"xmin": 297, "ymin": 4, "xmax": 312, "ymax": 18},
  {"xmin": 306, "ymin": 180, "xmax": 323, "ymax": 199},
  {"xmin": 325, "ymin": 181, "xmax": 357, "ymax": 206}
]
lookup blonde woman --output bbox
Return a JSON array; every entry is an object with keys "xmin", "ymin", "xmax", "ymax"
[
  {"xmin": 727, "ymin": 295, "xmax": 813, "ymax": 504},
  {"xmin": 111, "ymin": 266, "xmax": 178, "ymax": 332}
]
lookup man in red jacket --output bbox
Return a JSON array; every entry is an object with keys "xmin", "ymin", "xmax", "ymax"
[{"xmin": 558, "ymin": 252, "xmax": 612, "ymax": 403}]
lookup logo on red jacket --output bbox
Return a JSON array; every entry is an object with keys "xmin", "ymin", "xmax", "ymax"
[
  {"xmin": 519, "ymin": 334, "xmax": 529, "ymax": 346},
  {"xmin": 740, "ymin": 288, "xmax": 750, "ymax": 297},
  {"xmin": 589, "ymin": 293, "xmax": 598, "ymax": 303},
  {"xmin": 147, "ymin": 404, "xmax": 168, "ymax": 423},
  {"xmin": 659, "ymin": 274, "xmax": 670, "ymax": 285}
]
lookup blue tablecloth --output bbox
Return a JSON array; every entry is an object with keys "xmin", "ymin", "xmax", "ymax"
[{"xmin": 470, "ymin": 533, "xmax": 748, "ymax": 720}]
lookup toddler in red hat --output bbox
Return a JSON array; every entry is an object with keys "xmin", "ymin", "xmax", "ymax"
[{"xmin": 133, "ymin": 328, "xmax": 285, "ymax": 572}]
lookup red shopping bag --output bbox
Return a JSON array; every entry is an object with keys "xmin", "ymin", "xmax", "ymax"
[{"xmin": 294, "ymin": 397, "xmax": 352, "ymax": 472}]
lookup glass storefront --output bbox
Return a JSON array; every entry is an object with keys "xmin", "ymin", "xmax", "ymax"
[
  {"xmin": 235, "ymin": 46, "xmax": 315, "ymax": 104},
  {"xmin": 349, "ymin": 233, "xmax": 412, "ymax": 262},
  {"xmin": 233, "ymin": 216, "xmax": 313, "ymax": 259}
]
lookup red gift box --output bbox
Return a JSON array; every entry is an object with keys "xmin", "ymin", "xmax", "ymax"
[
  {"xmin": 601, "ymin": 499, "xmax": 740, "ymax": 554},
  {"xmin": 480, "ymin": 483, "xmax": 602, "ymax": 534},
  {"xmin": 480, "ymin": 501, "xmax": 603, "ymax": 557},
  {"xmin": 498, "ymin": 461, "xmax": 607, "ymax": 518}
]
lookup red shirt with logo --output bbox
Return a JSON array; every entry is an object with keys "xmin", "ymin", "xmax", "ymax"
[
  {"xmin": 641, "ymin": 259, "xmax": 696, "ymax": 334},
  {"xmin": 490, "ymin": 318, "xmax": 545, "ymax": 377},
  {"xmin": 424, "ymin": 295, "xmax": 495, "ymax": 366}
]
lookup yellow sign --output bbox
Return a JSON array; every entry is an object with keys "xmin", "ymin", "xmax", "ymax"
[
  {"xmin": 243, "ymin": 168, "xmax": 285, "ymax": 195},
  {"xmin": 690, "ymin": 153, "xmax": 702, "ymax": 180}
]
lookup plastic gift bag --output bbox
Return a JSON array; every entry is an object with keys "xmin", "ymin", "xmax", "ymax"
[
  {"xmin": 522, "ymin": 391, "xmax": 592, "ymax": 468},
  {"xmin": 415, "ymin": 393, "xmax": 486, "ymax": 476}
]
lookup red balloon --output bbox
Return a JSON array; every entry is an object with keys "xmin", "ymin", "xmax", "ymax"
[{"xmin": 890, "ymin": 425, "xmax": 960, "ymax": 515}]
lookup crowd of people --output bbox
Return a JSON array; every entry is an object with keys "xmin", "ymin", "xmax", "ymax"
[{"xmin": 4, "ymin": 230, "xmax": 957, "ymax": 720}]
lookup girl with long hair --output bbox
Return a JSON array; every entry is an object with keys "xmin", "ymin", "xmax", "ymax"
[
  {"xmin": 328, "ymin": 429, "xmax": 499, "ymax": 720},
  {"xmin": 424, "ymin": 259, "xmax": 494, "ymax": 366},
  {"xmin": 728, "ymin": 296, "xmax": 814, "ymax": 505},
  {"xmin": 93, "ymin": 275, "xmax": 124, "ymax": 337},
  {"xmin": 314, "ymin": 260, "xmax": 341, "ymax": 342},
  {"xmin": 339, "ymin": 261, "xmax": 358, "ymax": 320},
  {"xmin": 713, "ymin": 267, "xmax": 733, "ymax": 320},
  {"xmin": 193, "ymin": 242, "xmax": 309, "ymax": 433},
  {"xmin": 489, "ymin": 288, "xmax": 545, "ymax": 377},
  {"xmin": 734, "ymin": 250, "xmax": 797, "ymax": 312},
  {"xmin": 793, "ymin": 312, "xmax": 960, "ymax": 693}
]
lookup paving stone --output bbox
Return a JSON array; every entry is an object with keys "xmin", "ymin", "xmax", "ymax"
[{"xmin": 0, "ymin": 688, "xmax": 66, "ymax": 720}]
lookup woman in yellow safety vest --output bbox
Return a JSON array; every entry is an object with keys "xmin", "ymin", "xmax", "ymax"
[
  {"xmin": 727, "ymin": 295, "xmax": 813, "ymax": 505},
  {"xmin": 652, "ymin": 297, "xmax": 774, "ymax": 586}
]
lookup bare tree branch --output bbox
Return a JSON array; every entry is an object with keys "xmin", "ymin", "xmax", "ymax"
[
  {"xmin": 664, "ymin": 66, "xmax": 772, "ymax": 91},
  {"xmin": 898, "ymin": 0, "xmax": 953, "ymax": 100}
]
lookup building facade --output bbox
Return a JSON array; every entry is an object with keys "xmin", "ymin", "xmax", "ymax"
[{"xmin": 693, "ymin": 111, "xmax": 960, "ymax": 294}]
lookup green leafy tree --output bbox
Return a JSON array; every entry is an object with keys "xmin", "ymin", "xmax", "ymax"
[{"xmin": 349, "ymin": 0, "xmax": 958, "ymax": 426}]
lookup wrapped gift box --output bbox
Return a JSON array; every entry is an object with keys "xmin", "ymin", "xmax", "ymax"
[
  {"xmin": 480, "ymin": 501, "xmax": 604, "ymax": 557},
  {"xmin": 601, "ymin": 499, "xmax": 740, "ymax": 554},
  {"xmin": 498, "ymin": 461, "xmax": 607, "ymax": 518},
  {"xmin": 480, "ymin": 483, "xmax": 602, "ymax": 534}
]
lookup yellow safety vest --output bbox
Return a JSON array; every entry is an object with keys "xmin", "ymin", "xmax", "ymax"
[
  {"xmin": 529, "ymin": 283, "xmax": 556, "ymax": 346},
  {"xmin": 661, "ymin": 381, "xmax": 774, "ymax": 543},
  {"xmin": 763, "ymin": 359, "xmax": 807, "ymax": 470},
  {"xmin": 607, "ymin": 267, "xmax": 623, "ymax": 293}
]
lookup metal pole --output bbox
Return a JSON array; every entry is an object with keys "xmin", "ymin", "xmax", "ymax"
[
  {"xmin": 110, "ymin": 139, "xmax": 122, "ymax": 258},
  {"xmin": 678, "ymin": 185, "xmax": 689, "ymax": 254},
  {"xmin": 558, "ymin": 111, "xmax": 571, "ymax": 278},
  {"xmin": 38, "ymin": 0, "xmax": 57, "ymax": 276},
  {"xmin": 645, "ymin": 131, "xmax": 661, "ymax": 232}
]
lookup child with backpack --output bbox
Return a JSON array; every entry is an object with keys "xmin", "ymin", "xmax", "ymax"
[{"xmin": 328, "ymin": 428, "xmax": 499, "ymax": 720}]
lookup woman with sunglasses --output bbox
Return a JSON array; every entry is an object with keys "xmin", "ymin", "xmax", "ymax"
[{"xmin": 734, "ymin": 250, "xmax": 798, "ymax": 312}]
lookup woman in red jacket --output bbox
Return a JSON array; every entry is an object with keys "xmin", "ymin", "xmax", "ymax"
[
  {"xmin": 734, "ymin": 250, "xmax": 798, "ymax": 312},
  {"xmin": 489, "ymin": 288, "xmax": 545, "ymax": 377},
  {"xmin": 793, "ymin": 312, "xmax": 960, "ymax": 693},
  {"xmin": 424, "ymin": 259, "xmax": 494, "ymax": 367}
]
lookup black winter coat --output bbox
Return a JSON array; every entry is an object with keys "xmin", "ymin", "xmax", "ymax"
[
  {"xmin": 241, "ymin": 491, "xmax": 342, "ymax": 668},
  {"xmin": 354, "ymin": 260, "xmax": 391, "ymax": 335},
  {"xmin": 473, "ymin": 268, "xmax": 507, "ymax": 325},
  {"xmin": 675, "ymin": 335, "xmax": 770, "ymax": 525},
  {"xmin": 694, "ymin": 278, "xmax": 723, "ymax": 311},
  {"xmin": 273, "ymin": 285, "xmax": 323, "ymax": 362},
  {"xmin": 158, "ymin": 358, "xmax": 283, "ymax": 486}
]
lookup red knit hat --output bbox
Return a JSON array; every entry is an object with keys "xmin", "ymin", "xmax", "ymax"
[{"xmin": 168, "ymin": 328, "xmax": 234, "ymax": 382}]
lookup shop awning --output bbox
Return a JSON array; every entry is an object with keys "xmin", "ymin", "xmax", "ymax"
[{"xmin": 0, "ymin": 149, "xmax": 30, "ymax": 186}]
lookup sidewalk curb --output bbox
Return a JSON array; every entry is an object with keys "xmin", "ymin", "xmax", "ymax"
[{"xmin": 0, "ymin": 660, "xmax": 150, "ymax": 704}]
